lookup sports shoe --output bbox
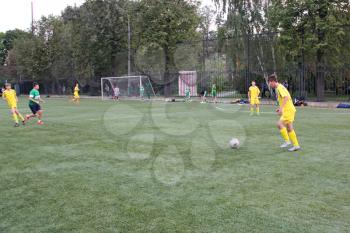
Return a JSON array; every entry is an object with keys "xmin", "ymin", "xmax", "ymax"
[
  {"xmin": 14, "ymin": 123, "xmax": 20, "ymax": 127},
  {"xmin": 288, "ymin": 146, "xmax": 301, "ymax": 152},
  {"xmin": 22, "ymin": 120, "xmax": 26, "ymax": 125},
  {"xmin": 37, "ymin": 121, "xmax": 44, "ymax": 125},
  {"xmin": 280, "ymin": 141, "xmax": 292, "ymax": 148},
  {"xmin": 26, "ymin": 115, "xmax": 31, "ymax": 120}
]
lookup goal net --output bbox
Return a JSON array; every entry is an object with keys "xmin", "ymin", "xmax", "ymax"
[{"xmin": 101, "ymin": 76, "xmax": 156, "ymax": 100}]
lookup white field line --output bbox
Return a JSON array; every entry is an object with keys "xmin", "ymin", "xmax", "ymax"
[
  {"xmin": 215, "ymin": 107, "xmax": 226, "ymax": 111},
  {"xmin": 215, "ymin": 105, "xmax": 350, "ymax": 115}
]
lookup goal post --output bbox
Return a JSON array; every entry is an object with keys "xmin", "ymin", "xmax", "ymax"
[{"xmin": 101, "ymin": 76, "xmax": 156, "ymax": 100}]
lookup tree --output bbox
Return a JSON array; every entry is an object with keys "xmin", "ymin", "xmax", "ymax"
[
  {"xmin": 77, "ymin": 0, "xmax": 129, "ymax": 77},
  {"xmin": 0, "ymin": 29, "xmax": 30, "ymax": 67},
  {"xmin": 0, "ymin": 32, "xmax": 6, "ymax": 65},
  {"xmin": 12, "ymin": 0, "xmax": 132, "ymax": 94},
  {"xmin": 269, "ymin": 0, "xmax": 350, "ymax": 101},
  {"xmin": 199, "ymin": 6, "xmax": 216, "ymax": 73},
  {"xmin": 134, "ymin": 0, "xmax": 201, "ymax": 96}
]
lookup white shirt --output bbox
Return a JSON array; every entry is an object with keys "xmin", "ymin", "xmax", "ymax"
[{"xmin": 114, "ymin": 87, "xmax": 120, "ymax": 96}]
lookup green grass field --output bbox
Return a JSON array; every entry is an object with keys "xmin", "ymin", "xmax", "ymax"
[{"xmin": 0, "ymin": 98, "xmax": 349, "ymax": 233}]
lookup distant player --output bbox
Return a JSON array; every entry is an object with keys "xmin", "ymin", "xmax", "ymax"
[
  {"xmin": 2, "ymin": 83, "xmax": 26, "ymax": 127},
  {"xmin": 26, "ymin": 82, "xmax": 45, "ymax": 125},
  {"xmin": 268, "ymin": 74, "xmax": 301, "ymax": 152},
  {"xmin": 200, "ymin": 89, "xmax": 207, "ymax": 103},
  {"xmin": 140, "ymin": 85, "xmax": 145, "ymax": 100},
  {"xmin": 248, "ymin": 81, "xmax": 261, "ymax": 116},
  {"xmin": 113, "ymin": 85, "xmax": 120, "ymax": 101},
  {"xmin": 185, "ymin": 87, "xmax": 191, "ymax": 102},
  {"xmin": 211, "ymin": 84, "xmax": 217, "ymax": 103},
  {"xmin": 72, "ymin": 83, "xmax": 80, "ymax": 104}
]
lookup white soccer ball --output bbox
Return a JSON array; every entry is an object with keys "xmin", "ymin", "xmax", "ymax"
[{"xmin": 229, "ymin": 138, "xmax": 240, "ymax": 149}]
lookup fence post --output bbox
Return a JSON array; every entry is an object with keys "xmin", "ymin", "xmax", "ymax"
[{"xmin": 245, "ymin": 33, "xmax": 250, "ymax": 95}]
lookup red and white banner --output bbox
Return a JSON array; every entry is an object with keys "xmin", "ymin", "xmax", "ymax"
[{"xmin": 178, "ymin": 71, "xmax": 198, "ymax": 96}]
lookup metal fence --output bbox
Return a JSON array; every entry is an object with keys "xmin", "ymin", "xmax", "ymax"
[
  {"xmin": 130, "ymin": 30, "xmax": 350, "ymax": 101},
  {"xmin": 1, "ymin": 30, "xmax": 350, "ymax": 101}
]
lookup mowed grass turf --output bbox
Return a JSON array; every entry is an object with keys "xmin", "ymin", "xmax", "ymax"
[{"xmin": 0, "ymin": 98, "xmax": 349, "ymax": 233}]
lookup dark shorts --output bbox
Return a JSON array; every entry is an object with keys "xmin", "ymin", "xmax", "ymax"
[{"xmin": 29, "ymin": 103, "xmax": 41, "ymax": 114}]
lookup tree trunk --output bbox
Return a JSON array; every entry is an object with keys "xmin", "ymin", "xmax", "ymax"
[
  {"xmin": 44, "ymin": 81, "xmax": 49, "ymax": 95},
  {"xmin": 164, "ymin": 46, "xmax": 174, "ymax": 97},
  {"xmin": 256, "ymin": 39, "xmax": 270, "ymax": 90},
  {"xmin": 316, "ymin": 55, "xmax": 325, "ymax": 101},
  {"xmin": 51, "ymin": 80, "xmax": 56, "ymax": 95},
  {"xmin": 316, "ymin": 31, "xmax": 325, "ymax": 101},
  {"xmin": 315, "ymin": 0, "xmax": 327, "ymax": 101},
  {"xmin": 111, "ymin": 53, "xmax": 117, "ymax": 77},
  {"xmin": 271, "ymin": 41, "xmax": 277, "ymax": 75}
]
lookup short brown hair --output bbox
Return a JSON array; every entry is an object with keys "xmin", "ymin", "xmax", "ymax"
[{"xmin": 268, "ymin": 74, "xmax": 278, "ymax": 82}]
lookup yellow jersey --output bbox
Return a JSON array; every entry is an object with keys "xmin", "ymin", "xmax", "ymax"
[
  {"xmin": 276, "ymin": 84, "xmax": 295, "ymax": 112},
  {"xmin": 3, "ymin": 89, "xmax": 17, "ymax": 107},
  {"xmin": 74, "ymin": 86, "xmax": 79, "ymax": 96},
  {"xmin": 249, "ymin": 86, "xmax": 260, "ymax": 99}
]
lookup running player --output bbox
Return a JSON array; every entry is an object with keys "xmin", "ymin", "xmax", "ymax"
[
  {"xmin": 248, "ymin": 81, "xmax": 261, "ymax": 116},
  {"xmin": 26, "ymin": 82, "xmax": 45, "ymax": 125},
  {"xmin": 2, "ymin": 83, "xmax": 26, "ymax": 127},
  {"xmin": 268, "ymin": 74, "xmax": 301, "ymax": 152}
]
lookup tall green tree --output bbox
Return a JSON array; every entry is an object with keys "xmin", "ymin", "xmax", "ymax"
[
  {"xmin": 0, "ymin": 29, "xmax": 29, "ymax": 66},
  {"xmin": 0, "ymin": 32, "xmax": 6, "ymax": 65},
  {"xmin": 77, "ymin": 0, "xmax": 129, "ymax": 77},
  {"xmin": 269, "ymin": 0, "xmax": 350, "ymax": 101},
  {"xmin": 199, "ymin": 5, "xmax": 216, "ymax": 72},
  {"xmin": 215, "ymin": 0, "xmax": 277, "ymax": 83},
  {"xmin": 134, "ymin": 0, "xmax": 201, "ymax": 95},
  {"xmin": 13, "ymin": 0, "xmax": 131, "ymax": 92}
]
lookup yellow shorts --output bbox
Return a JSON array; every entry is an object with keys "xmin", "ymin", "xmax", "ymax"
[
  {"xmin": 280, "ymin": 110, "xmax": 296, "ymax": 124},
  {"xmin": 74, "ymin": 94, "xmax": 80, "ymax": 99},
  {"xmin": 8, "ymin": 103, "xmax": 17, "ymax": 109},
  {"xmin": 250, "ymin": 98, "xmax": 260, "ymax": 105}
]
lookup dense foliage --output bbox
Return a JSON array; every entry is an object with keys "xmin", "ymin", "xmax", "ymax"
[
  {"xmin": 215, "ymin": 0, "xmax": 350, "ymax": 100},
  {"xmin": 0, "ymin": 0, "xmax": 349, "ymax": 99}
]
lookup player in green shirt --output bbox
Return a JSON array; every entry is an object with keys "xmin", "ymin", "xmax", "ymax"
[
  {"xmin": 140, "ymin": 85, "xmax": 145, "ymax": 100},
  {"xmin": 185, "ymin": 87, "xmax": 191, "ymax": 102},
  {"xmin": 26, "ymin": 82, "xmax": 45, "ymax": 125},
  {"xmin": 211, "ymin": 84, "xmax": 217, "ymax": 103}
]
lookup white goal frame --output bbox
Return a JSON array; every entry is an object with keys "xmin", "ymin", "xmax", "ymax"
[{"xmin": 101, "ymin": 75, "xmax": 156, "ymax": 100}]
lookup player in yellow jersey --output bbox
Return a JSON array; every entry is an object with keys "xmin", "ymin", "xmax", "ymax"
[
  {"xmin": 268, "ymin": 74, "xmax": 301, "ymax": 152},
  {"xmin": 2, "ymin": 83, "xmax": 26, "ymax": 127},
  {"xmin": 248, "ymin": 81, "xmax": 261, "ymax": 116},
  {"xmin": 72, "ymin": 83, "xmax": 80, "ymax": 104}
]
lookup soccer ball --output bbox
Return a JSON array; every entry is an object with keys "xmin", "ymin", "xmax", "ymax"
[{"xmin": 229, "ymin": 138, "xmax": 240, "ymax": 149}]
